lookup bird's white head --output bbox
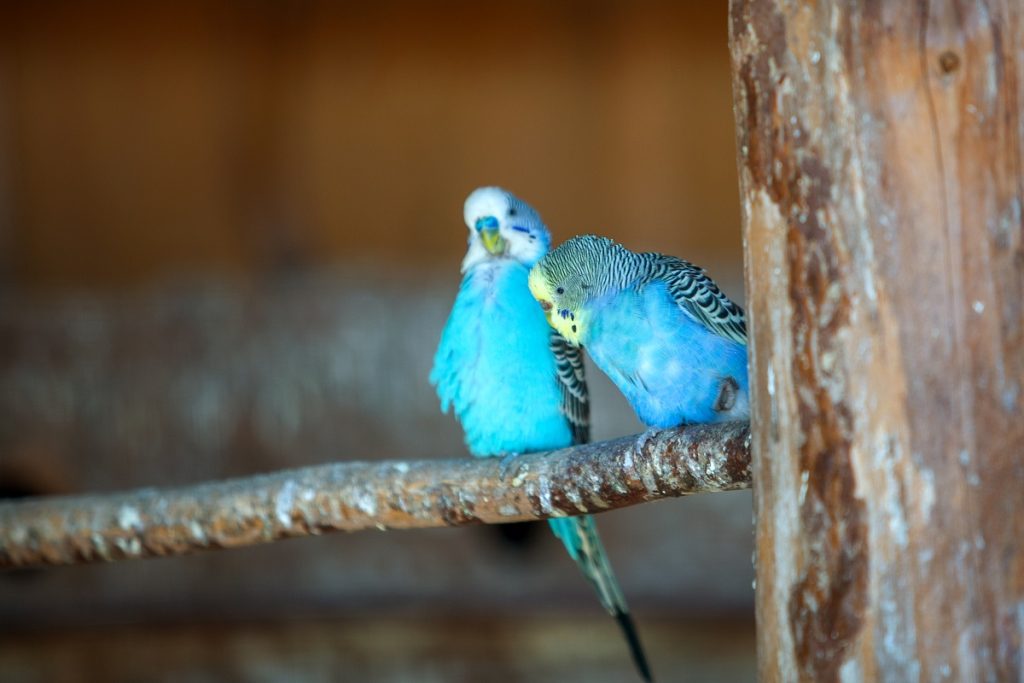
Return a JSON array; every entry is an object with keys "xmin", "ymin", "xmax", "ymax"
[{"xmin": 461, "ymin": 186, "xmax": 551, "ymax": 272}]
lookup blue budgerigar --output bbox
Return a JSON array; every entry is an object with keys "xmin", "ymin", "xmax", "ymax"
[
  {"xmin": 529, "ymin": 234, "xmax": 748, "ymax": 428},
  {"xmin": 431, "ymin": 189, "xmax": 652, "ymax": 681}
]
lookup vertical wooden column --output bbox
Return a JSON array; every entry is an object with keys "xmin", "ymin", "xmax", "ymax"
[{"xmin": 728, "ymin": 2, "xmax": 1024, "ymax": 680}]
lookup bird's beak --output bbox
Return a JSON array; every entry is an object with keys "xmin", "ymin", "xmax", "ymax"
[
  {"xmin": 537, "ymin": 299, "xmax": 553, "ymax": 323},
  {"xmin": 480, "ymin": 228, "xmax": 505, "ymax": 255},
  {"xmin": 527, "ymin": 268, "xmax": 553, "ymax": 325},
  {"xmin": 480, "ymin": 228, "xmax": 504, "ymax": 255},
  {"xmin": 474, "ymin": 216, "xmax": 505, "ymax": 255}
]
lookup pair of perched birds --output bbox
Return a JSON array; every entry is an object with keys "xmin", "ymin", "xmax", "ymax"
[{"xmin": 431, "ymin": 187, "xmax": 749, "ymax": 681}]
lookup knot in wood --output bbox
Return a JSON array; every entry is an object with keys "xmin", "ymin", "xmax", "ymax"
[{"xmin": 938, "ymin": 50, "xmax": 960, "ymax": 74}]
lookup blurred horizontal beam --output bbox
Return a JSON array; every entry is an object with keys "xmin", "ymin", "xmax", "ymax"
[{"xmin": 0, "ymin": 422, "xmax": 750, "ymax": 569}]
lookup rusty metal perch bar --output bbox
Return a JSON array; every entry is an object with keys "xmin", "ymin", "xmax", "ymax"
[{"xmin": 0, "ymin": 422, "xmax": 750, "ymax": 569}]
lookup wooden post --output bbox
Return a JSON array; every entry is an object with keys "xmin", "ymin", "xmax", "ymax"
[{"xmin": 729, "ymin": 2, "xmax": 1023, "ymax": 681}]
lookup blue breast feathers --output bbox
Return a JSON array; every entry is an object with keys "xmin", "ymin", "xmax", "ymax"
[
  {"xmin": 431, "ymin": 261, "xmax": 573, "ymax": 456},
  {"xmin": 584, "ymin": 280, "xmax": 749, "ymax": 428}
]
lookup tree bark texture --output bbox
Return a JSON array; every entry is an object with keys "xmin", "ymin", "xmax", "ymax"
[
  {"xmin": 729, "ymin": 2, "xmax": 1024, "ymax": 681},
  {"xmin": 0, "ymin": 422, "xmax": 751, "ymax": 569}
]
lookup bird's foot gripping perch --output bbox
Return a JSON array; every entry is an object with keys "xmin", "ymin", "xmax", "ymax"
[{"xmin": 497, "ymin": 451, "xmax": 526, "ymax": 481}]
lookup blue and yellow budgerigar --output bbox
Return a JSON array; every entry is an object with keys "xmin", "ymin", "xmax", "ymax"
[
  {"xmin": 431, "ymin": 188, "xmax": 652, "ymax": 681},
  {"xmin": 529, "ymin": 234, "xmax": 748, "ymax": 428}
]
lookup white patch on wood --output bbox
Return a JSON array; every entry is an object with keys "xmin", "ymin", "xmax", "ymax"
[
  {"xmin": 537, "ymin": 478, "xmax": 555, "ymax": 515},
  {"xmin": 874, "ymin": 440, "xmax": 909, "ymax": 549},
  {"xmin": 639, "ymin": 460, "xmax": 658, "ymax": 495},
  {"xmin": 879, "ymin": 580, "xmax": 920, "ymax": 681},
  {"xmin": 562, "ymin": 480, "xmax": 589, "ymax": 514},
  {"xmin": 117, "ymin": 505, "xmax": 142, "ymax": 531},
  {"xmin": 838, "ymin": 657, "xmax": 860, "ymax": 683},
  {"xmin": 919, "ymin": 468, "xmax": 936, "ymax": 522},
  {"xmin": 275, "ymin": 480, "xmax": 296, "ymax": 528},
  {"xmin": 1003, "ymin": 381, "xmax": 1020, "ymax": 413},
  {"xmin": 984, "ymin": 52, "xmax": 999, "ymax": 107},
  {"xmin": 354, "ymin": 488, "xmax": 377, "ymax": 516}
]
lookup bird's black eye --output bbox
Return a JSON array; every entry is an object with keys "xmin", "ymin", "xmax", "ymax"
[
  {"xmin": 508, "ymin": 207, "xmax": 517, "ymax": 217},
  {"xmin": 556, "ymin": 287, "xmax": 564, "ymax": 295},
  {"xmin": 571, "ymin": 324, "xmax": 577, "ymax": 333}
]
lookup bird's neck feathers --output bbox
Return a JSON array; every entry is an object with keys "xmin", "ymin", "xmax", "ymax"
[
  {"xmin": 550, "ymin": 305, "xmax": 589, "ymax": 347},
  {"xmin": 555, "ymin": 250, "xmax": 648, "ymax": 345},
  {"xmin": 596, "ymin": 248, "xmax": 651, "ymax": 294},
  {"xmin": 462, "ymin": 243, "xmax": 547, "ymax": 274},
  {"xmin": 462, "ymin": 257, "xmax": 529, "ymax": 297},
  {"xmin": 461, "ymin": 240, "xmax": 492, "ymax": 273}
]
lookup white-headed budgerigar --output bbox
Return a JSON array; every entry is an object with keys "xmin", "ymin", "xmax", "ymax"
[
  {"xmin": 431, "ymin": 189, "xmax": 653, "ymax": 681},
  {"xmin": 529, "ymin": 235, "xmax": 748, "ymax": 428}
]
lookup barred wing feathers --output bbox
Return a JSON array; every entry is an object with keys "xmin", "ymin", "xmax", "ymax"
[
  {"xmin": 549, "ymin": 331, "xmax": 589, "ymax": 445},
  {"xmin": 650, "ymin": 255, "xmax": 747, "ymax": 345}
]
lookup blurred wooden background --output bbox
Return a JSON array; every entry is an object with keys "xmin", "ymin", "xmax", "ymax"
[{"xmin": 0, "ymin": 2, "xmax": 753, "ymax": 681}]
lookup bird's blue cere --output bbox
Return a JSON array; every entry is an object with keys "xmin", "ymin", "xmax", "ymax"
[{"xmin": 475, "ymin": 215, "xmax": 499, "ymax": 231}]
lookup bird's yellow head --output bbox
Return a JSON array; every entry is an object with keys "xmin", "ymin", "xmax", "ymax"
[
  {"xmin": 529, "ymin": 235, "xmax": 629, "ymax": 347},
  {"xmin": 528, "ymin": 261, "xmax": 586, "ymax": 346}
]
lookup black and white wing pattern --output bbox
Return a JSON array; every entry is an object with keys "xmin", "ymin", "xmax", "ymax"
[
  {"xmin": 652, "ymin": 255, "xmax": 747, "ymax": 345},
  {"xmin": 550, "ymin": 331, "xmax": 590, "ymax": 445}
]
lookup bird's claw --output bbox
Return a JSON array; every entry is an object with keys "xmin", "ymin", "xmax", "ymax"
[
  {"xmin": 497, "ymin": 452, "xmax": 524, "ymax": 481},
  {"xmin": 633, "ymin": 427, "xmax": 662, "ymax": 452}
]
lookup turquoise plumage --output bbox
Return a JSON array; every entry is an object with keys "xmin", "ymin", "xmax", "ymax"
[
  {"xmin": 431, "ymin": 188, "xmax": 652, "ymax": 681},
  {"xmin": 529, "ymin": 234, "xmax": 749, "ymax": 428},
  {"xmin": 432, "ymin": 263, "xmax": 573, "ymax": 454}
]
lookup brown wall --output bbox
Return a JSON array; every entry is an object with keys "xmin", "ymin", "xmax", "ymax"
[
  {"xmin": 0, "ymin": 1, "xmax": 740, "ymax": 290},
  {"xmin": 0, "ymin": 5, "xmax": 754, "ymax": 680}
]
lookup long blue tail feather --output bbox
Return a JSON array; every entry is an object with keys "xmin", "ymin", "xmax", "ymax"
[{"xmin": 548, "ymin": 515, "xmax": 654, "ymax": 682}]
